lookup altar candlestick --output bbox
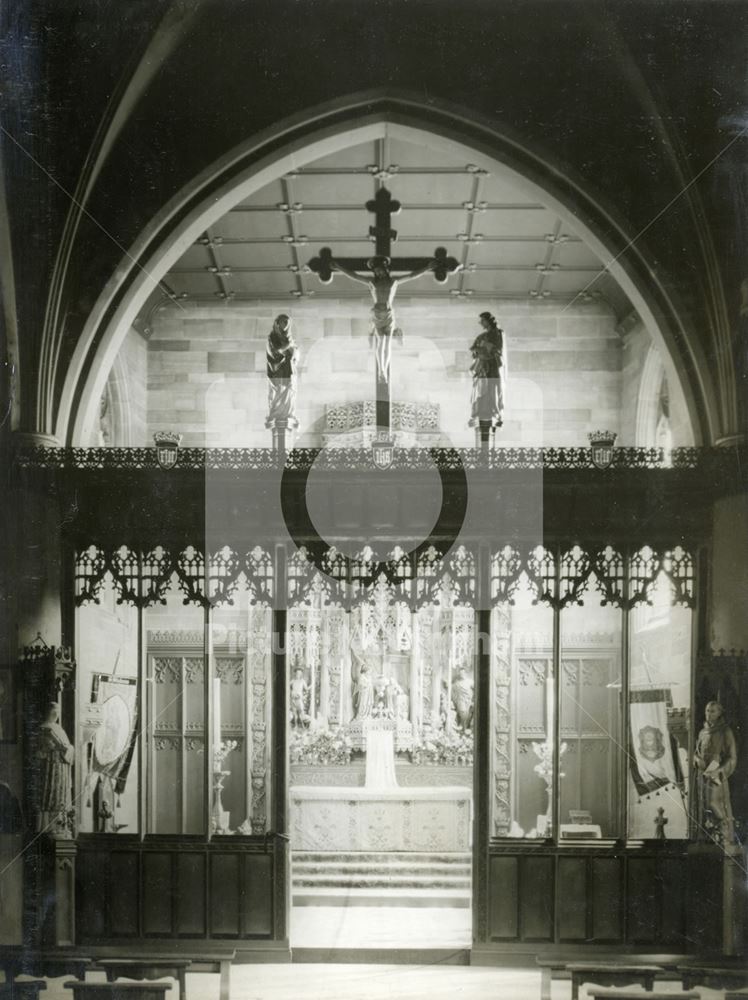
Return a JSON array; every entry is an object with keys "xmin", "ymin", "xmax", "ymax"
[{"xmin": 213, "ymin": 677, "xmax": 222, "ymax": 757}]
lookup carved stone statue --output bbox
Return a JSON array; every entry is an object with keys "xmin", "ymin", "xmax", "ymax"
[
  {"xmin": 468, "ymin": 311, "xmax": 505, "ymax": 433},
  {"xmin": 353, "ymin": 664, "xmax": 374, "ymax": 720},
  {"xmin": 451, "ymin": 667, "xmax": 474, "ymax": 730},
  {"xmin": 290, "ymin": 667, "xmax": 310, "ymax": 727},
  {"xmin": 266, "ymin": 313, "xmax": 299, "ymax": 423},
  {"xmin": 694, "ymin": 700, "xmax": 737, "ymax": 844},
  {"xmin": 36, "ymin": 702, "xmax": 75, "ymax": 837}
]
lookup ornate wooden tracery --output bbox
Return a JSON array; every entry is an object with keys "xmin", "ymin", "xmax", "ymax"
[
  {"xmin": 76, "ymin": 541, "xmax": 696, "ymax": 611},
  {"xmin": 75, "ymin": 545, "xmax": 275, "ymax": 607}
]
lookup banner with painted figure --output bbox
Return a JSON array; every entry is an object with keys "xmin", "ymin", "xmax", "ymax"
[{"xmin": 628, "ymin": 688, "xmax": 689, "ymax": 838}]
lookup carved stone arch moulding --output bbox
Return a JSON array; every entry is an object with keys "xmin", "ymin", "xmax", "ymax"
[{"xmin": 52, "ymin": 100, "xmax": 713, "ymax": 450}]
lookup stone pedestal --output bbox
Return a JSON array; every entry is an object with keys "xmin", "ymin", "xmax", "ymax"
[
  {"xmin": 723, "ymin": 844, "xmax": 747, "ymax": 955},
  {"xmin": 50, "ymin": 840, "xmax": 77, "ymax": 947},
  {"xmin": 266, "ymin": 416, "xmax": 298, "ymax": 452}
]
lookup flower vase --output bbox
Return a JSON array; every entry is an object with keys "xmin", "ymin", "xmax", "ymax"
[{"xmin": 211, "ymin": 769, "xmax": 231, "ymax": 834}]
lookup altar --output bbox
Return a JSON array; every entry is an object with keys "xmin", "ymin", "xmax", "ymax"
[{"xmin": 290, "ymin": 785, "xmax": 472, "ymax": 852}]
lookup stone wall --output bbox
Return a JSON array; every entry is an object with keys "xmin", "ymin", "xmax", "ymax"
[
  {"xmin": 620, "ymin": 318, "xmax": 694, "ymax": 448},
  {"xmin": 141, "ymin": 297, "xmax": 636, "ymax": 448}
]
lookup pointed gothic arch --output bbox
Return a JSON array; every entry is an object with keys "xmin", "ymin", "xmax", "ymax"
[{"xmin": 55, "ymin": 94, "xmax": 709, "ymax": 446}]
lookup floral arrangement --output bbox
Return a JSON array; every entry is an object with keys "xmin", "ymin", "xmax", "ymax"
[
  {"xmin": 410, "ymin": 729, "xmax": 474, "ymax": 766},
  {"xmin": 532, "ymin": 739, "xmax": 567, "ymax": 786},
  {"xmin": 290, "ymin": 726, "xmax": 353, "ymax": 765},
  {"xmin": 214, "ymin": 739, "xmax": 238, "ymax": 771}
]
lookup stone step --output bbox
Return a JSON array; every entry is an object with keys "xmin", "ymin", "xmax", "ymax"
[
  {"xmin": 294, "ymin": 874, "xmax": 471, "ymax": 889},
  {"xmin": 292, "ymin": 887, "xmax": 471, "ymax": 908},
  {"xmin": 293, "ymin": 851, "xmax": 471, "ymax": 865},
  {"xmin": 293, "ymin": 861, "xmax": 472, "ymax": 875}
]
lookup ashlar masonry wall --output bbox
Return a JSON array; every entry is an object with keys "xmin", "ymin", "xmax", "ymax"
[{"xmin": 131, "ymin": 296, "xmax": 682, "ymax": 448}]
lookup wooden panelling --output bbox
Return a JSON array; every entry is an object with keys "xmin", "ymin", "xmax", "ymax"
[
  {"xmin": 626, "ymin": 857, "xmax": 657, "ymax": 943},
  {"xmin": 520, "ymin": 856, "xmax": 554, "ymax": 941},
  {"xmin": 142, "ymin": 853, "xmax": 173, "ymax": 936},
  {"xmin": 78, "ymin": 849, "xmax": 108, "ymax": 941},
  {"xmin": 243, "ymin": 854, "xmax": 273, "ymax": 936},
  {"xmin": 176, "ymin": 853, "xmax": 206, "ymax": 937},
  {"xmin": 109, "ymin": 853, "xmax": 139, "ymax": 937},
  {"xmin": 660, "ymin": 857, "xmax": 686, "ymax": 945},
  {"xmin": 210, "ymin": 854, "xmax": 240, "ymax": 937},
  {"xmin": 556, "ymin": 857, "xmax": 587, "ymax": 941},
  {"xmin": 590, "ymin": 856, "xmax": 623, "ymax": 942},
  {"xmin": 77, "ymin": 843, "xmax": 277, "ymax": 944},
  {"xmin": 686, "ymin": 850, "xmax": 723, "ymax": 954},
  {"xmin": 489, "ymin": 856, "xmax": 518, "ymax": 940}
]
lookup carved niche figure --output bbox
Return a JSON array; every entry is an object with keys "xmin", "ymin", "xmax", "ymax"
[
  {"xmin": 36, "ymin": 702, "xmax": 75, "ymax": 837},
  {"xmin": 290, "ymin": 667, "xmax": 310, "ymax": 727},
  {"xmin": 353, "ymin": 664, "xmax": 374, "ymax": 720},
  {"xmin": 266, "ymin": 313, "xmax": 299, "ymax": 423},
  {"xmin": 451, "ymin": 668, "xmax": 474, "ymax": 730},
  {"xmin": 468, "ymin": 311, "xmax": 505, "ymax": 432},
  {"xmin": 694, "ymin": 700, "xmax": 737, "ymax": 844}
]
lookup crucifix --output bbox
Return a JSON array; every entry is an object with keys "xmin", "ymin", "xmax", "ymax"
[{"xmin": 308, "ymin": 187, "xmax": 460, "ymax": 438}]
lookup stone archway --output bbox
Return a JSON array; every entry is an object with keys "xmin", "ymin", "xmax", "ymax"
[{"xmin": 56, "ymin": 95, "xmax": 709, "ymax": 446}]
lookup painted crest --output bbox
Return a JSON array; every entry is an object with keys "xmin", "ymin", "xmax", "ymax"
[
  {"xmin": 372, "ymin": 437, "xmax": 395, "ymax": 470},
  {"xmin": 588, "ymin": 430, "xmax": 618, "ymax": 470},
  {"xmin": 153, "ymin": 431, "xmax": 182, "ymax": 470}
]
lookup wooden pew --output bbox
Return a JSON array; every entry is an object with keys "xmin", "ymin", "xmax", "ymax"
[
  {"xmin": 94, "ymin": 962, "xmax": 190, "ymax": 1000},
  {"xmin": 90, "ymin": 950, "xmax": 235, "ymax": 1000},
  {"xmin": 0, "ymin": 950, "xmax": 91, "ymax": 984},
  {"xmin": 65, "ymin": 983, "xmax": 171, "ymax": 1000},
  {"xmin": 677, "ymin": 964, "xmax": 748, "ymax": 992},
  {"xmin": 567, "ymin": 962, "xmax": 664, "ymax": 1000},
  {"xmin": 0, "ymin": 980, "xmax": 47, "ymax": 1000},
  {"xmin": 586, "ymin": 991, "xmax": 701, "ymax": 1000},
  {"xmin": 536, "ymin": 954, "xmax": 686, "ymax": 1000}
]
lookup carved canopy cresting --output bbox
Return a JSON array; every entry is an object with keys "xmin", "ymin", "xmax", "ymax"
[
  {"xmin": 76, "ymin": 541, "xmax": 695, "ymax": 610},
  {"xmin": 75, "ymin": 544, "xmax": 275, "ymax": 607}
]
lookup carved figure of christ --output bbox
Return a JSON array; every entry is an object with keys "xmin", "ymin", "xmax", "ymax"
[
  {"xmin": 307, "ymin": 186, "xmax": 460, "ymax": 436},
  {"xmin": 330, "ymin": 255, "xmax": 436, "ymax": 386}
]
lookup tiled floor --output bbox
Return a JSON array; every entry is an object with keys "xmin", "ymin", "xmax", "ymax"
[
  {"xmin": 291, "ymin": 904, "xmax": 472, "ymax": 949},
  {"xmin": 36, "ymin": 966, "xmax": 727, "ymax": 1000}
]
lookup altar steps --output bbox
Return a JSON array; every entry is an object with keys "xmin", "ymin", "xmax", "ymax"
[{"xmin": 292, "ymin": 850, "xmax": 472, "ymax": 908}]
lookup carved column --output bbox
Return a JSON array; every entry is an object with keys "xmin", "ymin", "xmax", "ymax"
[
  {"xmin": 271, "ymin": 544, "xmax": 289, "ymax": 946},
  {"xmin": 472, "ymin": 545, "xmax": 492, "ymax": 948},
  {"xmin": 409, "ymin": 610, "xmax": 420, "ymax": 730},
  {"xmin": 250, "ymin": 608, "xmax": 270, "ymax": 834},
  {"xmin": 327, "ymin": 612, "xmax": 339, "ymax": 726},
  {"xmin": 52, "ymin": 841, "xmax": 77, "ymax": 946},
  {"xmin": 492, "ymin": 607, "xmax": 512, "ymax": 836},
  {"xmin": 340, "ymin": 612, "xmax": 352, "ymax": 725},
  {"xmin": 319, "ymin": 613, "xmax": 330, "ymax": 724}
]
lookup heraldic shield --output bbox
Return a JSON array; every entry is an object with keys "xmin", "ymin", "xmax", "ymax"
[
  {"xmin": 372, "ymin": 437, "xmax": 395, "ymax": 471},
  {"xmin": 588, "ymin": 430, "xmax": 618, "ymax": 470},
  {"xmin": 153, "ymin": 431, "xmax": 182, "ymax": 470}
]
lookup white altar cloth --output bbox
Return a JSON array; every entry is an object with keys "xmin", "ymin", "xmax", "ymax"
[
  {"xmin": 365, "ymin": 727, "xmax": 398, "ymax": 789},
  {"xmin": 290, "ymin": 786, "xmax": 472, "ymax": 851}
]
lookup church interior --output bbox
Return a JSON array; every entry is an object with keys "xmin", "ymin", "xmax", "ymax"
[{"xmin": 1, "ymin": 2, "xmax": 747, "ymax": 997}]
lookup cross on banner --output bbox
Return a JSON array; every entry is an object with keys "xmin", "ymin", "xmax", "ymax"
[{"xmin": 307, "ymin": 187, "xmax": 460, "ymax": 444}]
